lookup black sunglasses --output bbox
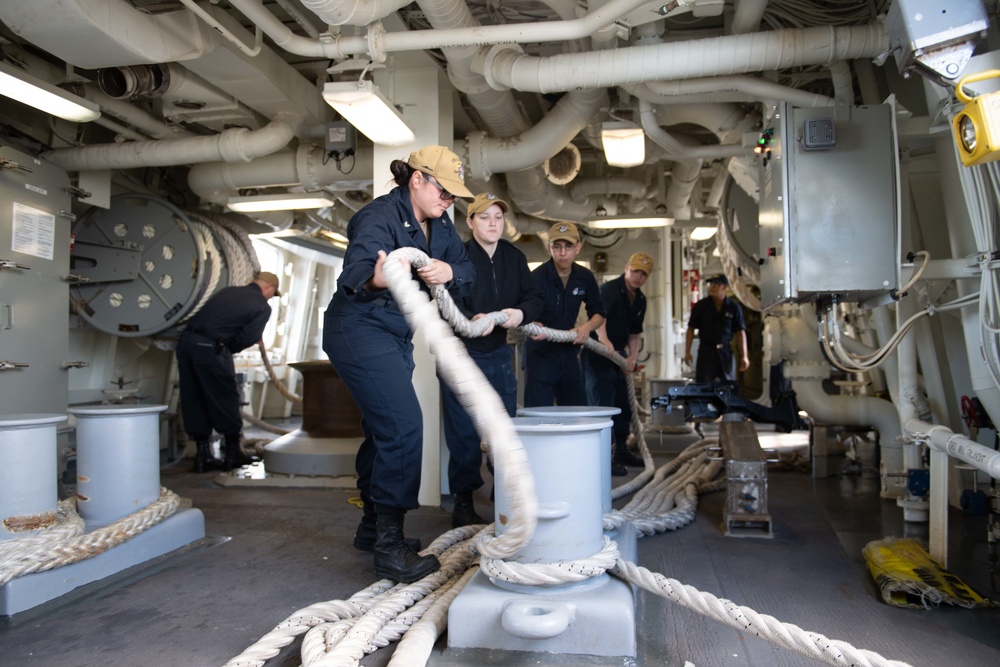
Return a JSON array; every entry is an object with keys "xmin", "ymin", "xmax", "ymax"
[{"xmin": 422, "ymin": 173, "xmax": 456, "ymax": 201}]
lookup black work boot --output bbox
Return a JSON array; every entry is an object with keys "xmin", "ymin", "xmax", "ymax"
[
  {"xmin": 353, "ymin": 502, "xmax": 421, "ymax": 552},
  {"xmin": 193, "ymin": 440, "xmax": 223, "ymax": 473},
  {"xmin": 614, "ymin": 440, "xmax": 645, "ymax": 468},
  {"xmin": 452, "ymin": 491, "xmax": 486, "ymax": 528},
  {"xmin": 373, "ymin": 507, "xmax": 440, "ymax": 583},
  {"xmin": 223, "ymin": 433, "xmax": 255, "ymax": 471}
]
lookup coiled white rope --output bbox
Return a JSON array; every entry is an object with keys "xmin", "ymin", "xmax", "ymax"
[
  {"xmin": 0, "ymin": 487, "xmax": 180, "ymax": 586},
  {"xmin": 225, "ymin": 247, "xmax": 911, "ymax": 667}
]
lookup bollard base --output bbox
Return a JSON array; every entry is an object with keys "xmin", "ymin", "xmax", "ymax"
[{"xmin": 1, "ymin": 508, "xmax": 205, "ymax": 616}]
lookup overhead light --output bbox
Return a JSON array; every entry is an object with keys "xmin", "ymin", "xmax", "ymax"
[
  {"xmin": 0, "ymin": 61, "xmax": 100, "ymax": 123},
  {"xmin": 601, "ymin": 122, "xmax": 645, "ymax": 167},
  {"xmin": 584, "ymin": 215, "xmax": 673, "ymax": 229},
  {"xmin": 322, "ymin": 80, "xmax": 415, "ymax": 147},
  {"xmin": 690, "ymin": 226, "xmax": 717, "ymax": 240},
  {"xmin": 227, "ymin": 192, "xmax": 335, "ymax": 213}
]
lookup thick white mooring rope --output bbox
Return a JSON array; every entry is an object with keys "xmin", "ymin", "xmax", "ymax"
[
  {"xmin": 0, "ymin": 487, "xmax": 180, "ymax": 587},
  {"xmin": 224, "ymin": 247, "xmax": 912, "ymax": 667}
]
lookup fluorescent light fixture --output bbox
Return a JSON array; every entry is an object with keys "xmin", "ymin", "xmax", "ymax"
[
  {"xmin": 0, "ymin": 61, "xmax": 100, "ymax": 122},
  {"xmin": 690, "ymin": 226, "xmax": 718, "ymax": 240},
  {"xmin": 322, "ymin": 80, "xmax": 415, "ymax": 147},
  {"xmin": 227, "ymin": 192, "xmax": 335, "ymax": 213},
  {"xmin": 584, "ymin": 215, "xmax": 673, "ymax": 229},
  {"xmin": 601, "ymin": 122, "xmax": 645, "ymax": 167}
]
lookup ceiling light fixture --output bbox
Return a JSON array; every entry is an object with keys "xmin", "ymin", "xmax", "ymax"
[
  {"xmin": 584, "ymin": 215, "xmax": 673, "ymax": 229},
  {"xmin": 601, "ymin": 121, "xmax": 645, "ymax": 167},
  {"xmin": 322, "ymin": 80, "xmax": 415, "ymax": 147},
  {"xmin": 689, "ymin": 226, "xmax": 718, "ymax": 240},
  {"xmin": 0, "ymin": 61, "xmax": 100, "ymax": 123},
  {"xmin": 227, "ymin": 192, "xmax": 335, "ymax": 213}
]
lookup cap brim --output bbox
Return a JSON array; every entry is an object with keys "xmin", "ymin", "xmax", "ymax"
[{"xmin": 436, "ymin": 176, "xmax": 474, "ymax": 199}]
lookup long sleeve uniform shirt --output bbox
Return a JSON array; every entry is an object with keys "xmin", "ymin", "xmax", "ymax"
[
  {"xmin": 185, "ymin": 283, "xmax": 271, "ymax": 353},
  {"xmin": 456, "ymin": 238, "xmax": 544, "ymax": 353},
  {"xmin": 526, "ymin": 260, "xmax": 605, "ymax": 356},
  {"xmin": 329, "ymin": 186, "xmax": 474, "ymax": 338}
]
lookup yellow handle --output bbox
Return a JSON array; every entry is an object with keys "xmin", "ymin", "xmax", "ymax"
[{"xmin": 956, "ymin": 69, "xmax": 1000, "ymax": 104}]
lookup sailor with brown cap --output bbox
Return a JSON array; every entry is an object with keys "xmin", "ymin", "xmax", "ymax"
[
  {"xmin": 322, "ymin": 145, "xmax": 475, "ymax": 585},
  {"xmin": 524, "ymin": 221, "xmax": 606, "ymax": 407},
  {"xmin": 583, "ymin": 252, "xmax": 654, "ymax": 475}
]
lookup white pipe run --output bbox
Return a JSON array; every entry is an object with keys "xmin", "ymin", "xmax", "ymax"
[
  {"xmin": 732, "ymin": 0, "xmax": 769, "ymax": 34},
  {"xmin": 640, "ymin": 102, "xmax": 747, "ymax": 163},
  {"xmin": 482, "ymin": 24, "xmax": 889, "ymax": 93},
  {"xmin": 569, "ymin": 178, "xmax": 648, "ymax": 203},
  {"xmin": 65, "ymin": 85, "xmax": 191, "ymax": 140},
  {"xmin": 187, "ymin": 144, "xmax": 375, "ymax": 205},
  {"xmin": 466, "ymin": 89, "xmax": 608, "ymax": 179},
  {"xmin": 300, "ymin": 0, "xmax": 416, "ymax": 26},
  {"xmin": 44, "ymin": 111, "xmax": 305, "ymax": 171},
  {"xmin": 631, "ymin": 77, "xmax": 835, "ymax": 108},
  {"xmin": 906, "ymin": 420, "xmax": 1000, "ymax": 480}
]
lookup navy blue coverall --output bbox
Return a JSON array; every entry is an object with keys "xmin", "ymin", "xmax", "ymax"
[
  {"xmin": 688, "ymin": 295, "xmax": 746, "ymax": 382},
  {"xmin": 582, "ymin": 273, "xmax": 646, "ymax": 445},
  {"xmin": 322, "ymin": 186, "xmax": 473, "ymax": 511},
  {"xmin": 176, "ymin": 283, "xmax": 272, "ymax": 440},
  {"xmin": 524, "ymin": 260, "xmax": 605, "ymax": 407},
  {"xmin": 441, "ymin": 238, "xmax": 543, "ymax": 494}
]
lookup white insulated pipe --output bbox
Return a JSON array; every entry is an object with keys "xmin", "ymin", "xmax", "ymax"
[
  {"xmin": 65, "ymin": 84, "xmax": 190, "ymax": 140},
  {"xmin": 794, "ymin": 380, "xmax": 903, "ymax": 461},
  {"xmin": 731, "ymin": 0, "xmax": 769, "ymax": 35},
  {"xmin": 632, "ymin": 77, "xmax": 835, "ymax": 108},
  {"xmin": 569, "ymin": 178, "xmax": 648, "ymax": 203},
  {"xmin": 906, "ymin": 420, "xmax": 1000, "ymax": 480},
  {"xmin": 640, "ymin": 101, "xmax": 747, "ymax": 163},
  {"xmin": 483, "ymin": 24, "xmax": 889, "ymax": 93},
  {"xmin": 44, "ymin": 111, "xmax": 305, "ymax": 171},
  {"xmin": 300, "ymin": 0, "xmax": 415, "ymax": 26}
]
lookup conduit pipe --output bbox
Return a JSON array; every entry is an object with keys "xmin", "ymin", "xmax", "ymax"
[
  {"xmin": 65, "ymin": 84, "xmax": 189, "ymax": 140},
  {"xmin": 299, "ymin": 0, "xmax": 417, "ymax": 26},
  {"xmin": 640, "ymin": 102, "xmax": 746, "ymax": 163},
  {"xmin": 93, "ymin": 117, "xmax": 147, "ymax": 142},
  {"xmin": 906, "ymin": 420, "xmax": 1000, "ymax": 480},
  {"xmin": 732, "ymin": 0, "xmax": 769, "ymax": 34},
  {"xmin": 44, "ymin": 111, "xmax": 305, "ymax": 171},
  {"xmin": 482, "ymin": 24, "xmax": 889, "ymax": 93},
  {"xmin": 630, "ymin": 77, "xmax": 835, "ymax": 108},
  {"xmin": 569, "ymin": 178, "xmax": 648, "ymax": 203},
  {"xmin": 780, "ymin": 311, "xmax": 904, "ymax": 478},
  {"xmin": 187, "ymin": 144, "xmax": 375, "ymax": 205},
  {"xmin": 829, "ymin": 61, "xmax": 856, "ymax": 106},
  {"xmin": 466, "ymin": 89, "xmax": 608, "ymax": 179}
]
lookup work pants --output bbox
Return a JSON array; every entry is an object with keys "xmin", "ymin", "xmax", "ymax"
[
  {"xmin": 176, "ymin": 332, "xmax": 242, "ymax": 440},
  {"xmin": 323, "ymin": 304, "xmax": 422, "ymax": 511},
  {"xmin": 440, "ymin": 345, "xmax": 517, "ymax": 494},
  {"xmin": 582, "ymin": 352, "xmax": 631, "ymax": 446},
  {"xmin": 695, "ymin": 342, "xmax": 736, "ymax": 384},
  {"xmin": 524, "ymin": 346, "xmax": 588, "ymax": 407}
]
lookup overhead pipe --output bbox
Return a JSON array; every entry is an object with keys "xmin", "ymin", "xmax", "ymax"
[
  {"xmin": 731, "ymin": 0, "xmax": 769, "ymax": 34},
  {"xmin": 482, "ymin": 24, "xmax": 889, "ymax": 93},
  {"xmin": 466, "ymin": 89, "xmax": 608, "ymax": 179},
  {"xmin": 640, "ymin": 101, "xmax": 747, "ymax": 163},
  {"xmin": 187, "ymin": 144, "xmax": 375, "ymax": 205},
  {"xmin": 44, "ymin": 111, "xmax": 305, "ymax": 171},
  {"xmin": 569, "ymin": 178, "xmax": 648, "ymax": 203},
  {"xmin": 829, "ymin": 61, "xmax": 856, "ymax": 106},
  {"xmin": 630, "ymin": 77, "xmax": 835, "ymax": 108},
  {"xmin": 299, "ymin": 0, "xmax": 415, "ymax": 26},
  {"xmin": 65, "ymin": 84, "xmax": 190, "ymax": 140}
]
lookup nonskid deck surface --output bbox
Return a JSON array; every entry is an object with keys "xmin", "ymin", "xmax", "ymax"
[{"xmin": 1, "ymin": 428, "xmax": 998, "ymax": 667}]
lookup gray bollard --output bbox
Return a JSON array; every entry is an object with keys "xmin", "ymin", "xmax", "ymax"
[
  {"xmin": 0, "ymin": 414, "xmax": 67, "ymax": 541},
  {"xmin": 67, "ymin": 405, "xmax": 167, "ymax": 529}
]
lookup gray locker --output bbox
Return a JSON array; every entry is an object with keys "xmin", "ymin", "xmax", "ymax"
[{"xmin": 0, "ymin": 145, "xmax": 71, "ymax": 414}]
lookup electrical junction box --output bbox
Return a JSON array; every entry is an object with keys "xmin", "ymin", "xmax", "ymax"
[
  {"xmin": 324, "ymin": 121, "xmax": 355, "ymax": 152},
  {"xmin": 757, "ymin": 102, "xmax": 899, "ymax": 311},
  {"xmin": 886, "ymin": 0, "xmax": 987, "ymax": 81}
]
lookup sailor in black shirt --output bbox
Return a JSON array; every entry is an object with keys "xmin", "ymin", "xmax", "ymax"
[
  {"xmin": 684, "ymin": 273, "xmax": 748, "ymax": 383},
  {"xmin": 177, "ymin": 272, "xmax": 279, "ymax": 471},
  {"xmin": 442, "ymin": 193, "xmax": 543, "ymax": 527}
]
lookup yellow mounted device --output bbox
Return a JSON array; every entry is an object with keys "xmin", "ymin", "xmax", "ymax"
[{"xmin": 953, "ymin": 69, "xmax": 1000, "ymax": 167}]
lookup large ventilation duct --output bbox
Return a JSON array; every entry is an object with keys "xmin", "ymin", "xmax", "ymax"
[
  {"xmin": 299, "ymin": 0, "xmax": 413, "ymax": 26},
  {"xmin": 0, "ymin": 0, "xmax": 214, "ymax": 68},
  {"xmin": 543, "ymin": 145, "xmax": 582, "ymax": 186}
]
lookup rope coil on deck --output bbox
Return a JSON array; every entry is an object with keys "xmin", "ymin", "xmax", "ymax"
[
  {"xmin": 0, "ymin": 487, "xmax": 180, "ymax": 586},
  {"xmin": 225, "ymin": 247, "xmax": 913, "ymax": 667}
]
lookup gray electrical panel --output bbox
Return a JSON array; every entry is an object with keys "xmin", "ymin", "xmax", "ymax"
[
  {"xmin": 0, "ymin": 145, "xmax": 71, "ymax": 414},
  {"xmin": 758, "ymin": 103, "xmax": 899, "ymax": 311}
]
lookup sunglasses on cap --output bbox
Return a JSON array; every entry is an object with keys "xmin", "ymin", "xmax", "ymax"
[{"xmin": 422, "ymin": 173, "xmax": 455, "ymax": 201}]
